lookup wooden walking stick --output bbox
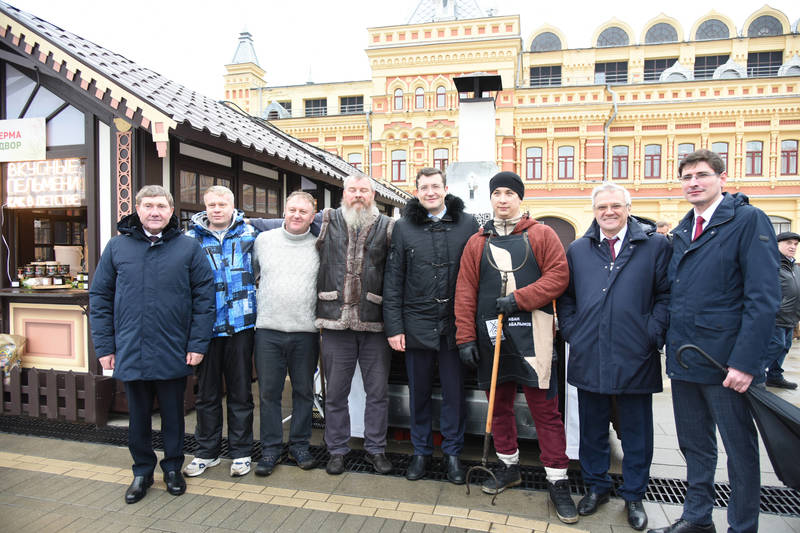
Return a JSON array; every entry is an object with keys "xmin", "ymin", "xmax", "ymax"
[{"xmin": 466, "ymin": 273, "xmax": 508, "ymax": 506}]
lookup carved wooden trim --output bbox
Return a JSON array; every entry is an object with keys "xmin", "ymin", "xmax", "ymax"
[{"xmin": 116, "ymin": 131, "xmax": 132, "ymax": 219}]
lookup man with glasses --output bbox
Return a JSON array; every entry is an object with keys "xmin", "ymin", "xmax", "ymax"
[
  {"xmin": 558, "ymin": 183, "xmax": 670, "ymax": 531},
  {"xmin": 649, "ymin": 150, "xmax": 779, "ymax": 533},
  {"xmin": 383, "ymin": 167, "xmax": 478, "ymax": 484}
]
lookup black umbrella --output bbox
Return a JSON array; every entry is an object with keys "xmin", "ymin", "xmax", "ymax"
[{"xmin": 676, "ymin": 344, "xmax": 800, "ymax": 491}]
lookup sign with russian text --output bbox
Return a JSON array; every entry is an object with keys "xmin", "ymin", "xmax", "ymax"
[
  {"xmin": 0, "ymin": 118, "xmax": 46, "ymax": 162},
  {"xmin": 5, "ymin": 158, "xmax": 86, "ymax": 208}
]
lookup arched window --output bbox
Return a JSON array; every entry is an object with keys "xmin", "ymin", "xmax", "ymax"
[
  {"xmin": 597, "ymin": 26, "xmax": 629, "ymax": 47},
  {"xmin": 748, "ymin": 15, "xmax": 782, "ymax": 37},
  {"xmin": 433, "ymin": 148, "xmax": 449, "ymax": 170},
  {"xmin": 612, "ymin": 146, "xmax": 628, "ymax": 179},
  {"xmin": 415, "ymin": 87, "xmax": 424, "ymax": 109},
  {"xmin": 645, "ymin": 23, "xmax": 678, "ymax": 44},
  {"xmin": 394, "ymin": 88, "xmax": 403, "ymax": 111},
  {"xmin": 531, "ymin": 32, "xmax": 561, "ymax": 52},
  {"xmin": 770, "ymin": 216, "xmax": 792, "ymax": 234},
  {"xmin": 678, "ymin": 143, "xmax": 695, "ymax": 163},
  {"xmin": 558, "ymin": 146, "xmax": 574, "ymax": 179},
  {"xmin": 695, "ymin": 19, "xmax": 729, "ymax": 40},
  {"xmin": 391, "ymin": 150, "xmax": 406, "ymax": 181},
  {"xmin": 526, "ymin": 147, "xmax": 543, "ymax": 180},
  {"xmin": 781, "ymin": 140, "xmax": 798, "ymax": 175},
  {"xmin": 348, "ymin": 153, "xmax": 362, "ymax": 170},
  {"xmin": 644, "ymin": 145, "xmax": 661, "ymax": 178},
  {"xmin": 436, "ymin": 86, "xmax": 446, "ymax": 108},
  {"xmin": 712, "ymin": 142, "xmax": 729, "ymax": 172},
  {"xmin": 746, "ymin": 141, "xmax": 763, "ymax": 176}
]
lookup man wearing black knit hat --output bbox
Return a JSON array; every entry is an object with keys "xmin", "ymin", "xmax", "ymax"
[{"xmin": 454, "ymin": 171, "xmax": 578, "ymax": 524}]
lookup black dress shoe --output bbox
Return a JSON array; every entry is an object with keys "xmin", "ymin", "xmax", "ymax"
[
  {"xmin": 164, "ymin": 470, "xmax": 186, "ymax": 496},
  {"xmin": 626, "ymin": 500, "xmax": 648, "ymax": 531},
  {"xmin": 443, "ymin": 454, "xmax": 465, "ymax": 485},
  {"xmin": 766, "ymin": 376, "xmax": 798, "ymax": 389},
  {"xmin": 647, "ymin": 518, "xmax": 716, "ymax": 533},
  {"xmin": 326, "ymin": 454, "xmax": 345, "ymax": 475},
  {"xmin": 365, "ymin": 452, "xmax": 392, "ymax": 474},
  {"xmin": 577, "ymin": 490, "xmax": 609, "ymax": 515},
  {"xmin": 405, "ymin": 455, "xmax": 430, "ymax": 480},
  {"xmin": 125, "ymin": 474, "xmax": 153, "ymax": 504}
]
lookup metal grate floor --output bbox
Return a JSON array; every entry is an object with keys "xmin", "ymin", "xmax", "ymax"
[{"xmin": 1, "ymin": 414, "xmax": 798, "ymax": 516}]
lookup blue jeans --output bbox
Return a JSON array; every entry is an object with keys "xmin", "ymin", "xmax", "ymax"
[
  {"xmin": 765, "ymin": 325, "xmax": 793, "ymax": 380},
  {"xmin": 671, "ymin": 380, "xmax": 760, "ymax": 533},
  {"xmin": 254, "ymin": 329, "xmax": 318, "ymax": 456},
  {"xmin": 578, "ymin": 389, "xmax": 653, "ymax": 501},
  {"xmin": 405, "ymin": 336, "xmax": 466, "ymax": 456}
]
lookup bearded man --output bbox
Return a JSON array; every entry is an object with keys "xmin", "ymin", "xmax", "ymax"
[{"xmin": 315, "ymin": 175, "xmax": 396, "ymax": 476}]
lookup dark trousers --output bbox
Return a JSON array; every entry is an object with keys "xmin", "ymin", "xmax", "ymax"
[
  {"xmin": 672, "ymin": 380, "xmax": 760, "ymax": 533},
  {"xmin": 405, "ymin": 336, "xmax": 466, "ymax": 456},
  {"xmin": 490, "ymin": 380, "xmax": 569, "ymax": 469},
  {"xmin": 254, "ymin": 328, "xmax": 319, "ymax": 456},
  {"xmin": 194, "ymin": 329, "xmax": 254, "ymax": 459},
  {"xmin": 321, "ymin": 329, "xmax": 390, "ymax": 456},
  {"xmin": 577, "ymin": 389, "xmax": 653, "ymax": 501},
  {"xmin": 765, "ymin": 325, "xmax": 793, "ymax": 379},
  {"xmin": 125, "ymin": 377, "xmax": 186, "ymax": 477}
]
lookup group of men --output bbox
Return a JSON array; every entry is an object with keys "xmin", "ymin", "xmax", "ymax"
[{"xmin": 90, "ymin": 148, "xmax": 786, "ymax": 533}]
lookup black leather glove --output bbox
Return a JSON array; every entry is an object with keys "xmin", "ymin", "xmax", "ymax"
[
  {"xmin": 458, "ymin": 341, "xmax": 480, "ymax": 369},
  {"xmin": 495, "ymin": 293, "xmax": 519, "ymax": 315}
]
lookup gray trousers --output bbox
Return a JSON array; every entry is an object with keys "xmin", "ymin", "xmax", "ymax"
[{"xmin": 321, "ymin": 329, "xmax": 391, "ymax": 455}]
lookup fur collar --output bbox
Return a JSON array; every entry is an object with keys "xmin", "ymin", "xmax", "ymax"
[{"xmin": 402, "ymin": 194, "xmax": 465, "ymax": 225}]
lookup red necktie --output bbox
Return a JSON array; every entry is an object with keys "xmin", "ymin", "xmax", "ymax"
[
  {"xmin": 693, "ymin": 216, "xmax": 705, "ymax": 241},
  {"xmin": 606, "ymin": 237, "xmax": 619, "ymax": 260}
]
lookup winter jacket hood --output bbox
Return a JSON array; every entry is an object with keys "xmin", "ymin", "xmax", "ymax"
[{"xmin": 401, "ymin": 194, "xmax": 466, "ymax": 225}]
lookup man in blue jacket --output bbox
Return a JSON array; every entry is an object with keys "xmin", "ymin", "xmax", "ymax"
[
  {"xmin": 558, "ymin": 183, "xmax": 670, "ymax": 531},
  {"xmin": 649, "ymin": 150, "xmax": 780, "ymax": 533},
  {"xmin": 184, "ymin": 185, "xmax": 258, "ymax": 478},
  {"xmin": 90, "ymin": 185, "xmax": 215, "ymax": 504}
]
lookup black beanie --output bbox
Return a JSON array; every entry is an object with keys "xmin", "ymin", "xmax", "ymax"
[{"xmin": 489, "ymin": 171, "xmax": 525, "ymax": 200}]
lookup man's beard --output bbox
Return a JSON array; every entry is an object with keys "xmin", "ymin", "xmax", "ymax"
[{"xmin": 341, "ymin": 200, "xmax": 379, "ymax": 230}]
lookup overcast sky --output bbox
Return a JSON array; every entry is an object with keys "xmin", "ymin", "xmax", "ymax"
[{"xmin": 7, "ymin": 1, "xmax": 799, "ymax": 100}]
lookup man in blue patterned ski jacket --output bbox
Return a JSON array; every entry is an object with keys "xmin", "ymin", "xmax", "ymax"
[{"xmin": 183, "ymin": 185, "xmax": 258, "ymax": 479}]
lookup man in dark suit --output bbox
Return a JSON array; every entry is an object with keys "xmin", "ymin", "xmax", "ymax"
[{"xmin": 90, "ymin": 185, "xmax": 215, "ymax": 504}]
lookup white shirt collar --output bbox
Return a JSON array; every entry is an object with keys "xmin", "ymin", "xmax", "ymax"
[
  {"xmin": 143, "ymin": 229, "xmax": 162, "ymax": 238},
  {"xmin": 601, "ymin": 223, "xmax": 627, "ymax": 244},
  {"xmin": 693, "ymin": 194, "xmax": 724, "ymax": 230}
]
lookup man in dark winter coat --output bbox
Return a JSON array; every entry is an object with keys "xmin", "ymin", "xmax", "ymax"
[
  {"xmin": 764, "ymin": 231, "xmax": 800, "ymax": 389},
  {"xmin": 558, "ymin": 183, "xmax": 670, "ymax": 531},
  {"xmin": 383, "ymin": 167, "xmax": 478, "ymax": 484},
  {"xmin": 316, "ymin": 175, "xmax": 395, "ymax": 476},
  {"xmin": 454, "ymin": 171, "xmax": 578, "ymax": 525},
  {"xmin": 650, "ymin": 150, "xmax": 780, "ymax": 533},
  {"xmin": 184, "ymin": 185, "xmax": 257, "ymax": 478},
  {"xmin": 90, "ymin": 185, "xmax": 215, "ymax": 505}
]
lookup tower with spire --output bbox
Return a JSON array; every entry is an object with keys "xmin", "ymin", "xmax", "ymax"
[{"xmin": 223, "ymin": 30, "xmax": 266, "ymax": 114}]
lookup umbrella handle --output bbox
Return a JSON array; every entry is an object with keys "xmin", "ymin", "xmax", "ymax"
[
  {"xmin": 676, "ymin": 344, "xmax": 727, "ymax": 374},
  {"xmin": 484, "ymin": 313, "xmax": 504, "ymax": 434}
]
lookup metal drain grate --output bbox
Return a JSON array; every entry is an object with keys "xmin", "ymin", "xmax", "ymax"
[{"xmin": 1, "ymin": 414, "xmax": 798, "ymax": 516}]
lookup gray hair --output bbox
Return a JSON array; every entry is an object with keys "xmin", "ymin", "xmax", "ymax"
[
  {"xmin": 136, "ymin": 185, "xmax": 174, "ymax": 207},
  {"xmin": 286, "ymin": 190, "xmax": 316, "ymax": 209},
  {"xmin": 343, "ymin": 174, "xmax": 375, "ymax": 192},
  {"xmin": 591, "ymin": 182, "xmax": 631, "ymax": 207},
  {"xmin": 204, "ymin": 185, "xmax": 234, "ymax": 203}
]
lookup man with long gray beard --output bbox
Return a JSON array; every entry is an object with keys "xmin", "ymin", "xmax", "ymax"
[{"xmin": 316, "ymin": 175, "xmax": 396, "ymax": 476}]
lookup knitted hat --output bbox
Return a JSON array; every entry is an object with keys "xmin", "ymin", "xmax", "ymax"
[{"xmin": 489, "ymin": 171, "xmax": 525, "ymax": 200}]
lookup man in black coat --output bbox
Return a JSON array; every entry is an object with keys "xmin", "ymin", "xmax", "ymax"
[
  {"xmin": 383, "ymin": 167, "xmax": 478, "ymax": 483},
  {"xmin": 764, "ymin": 231, "xmax": 800, "ymax": 389},
  {"xmin": 90, "ymin": 185, "xmax": 215, "ymax": 504},
  {"xmin": 558, "ymin": 183, "xmax": 670, "ymax": 531}
]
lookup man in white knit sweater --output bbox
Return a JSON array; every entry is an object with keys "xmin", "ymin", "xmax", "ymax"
[{"xmin": 251, "ymin": 191, "xmax": 320, "ymax": 477}]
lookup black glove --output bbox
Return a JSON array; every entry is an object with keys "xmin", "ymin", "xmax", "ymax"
[
  {"xmin": 495, "ymin": 293, "xmax": 519, "ymax": 315},
  {"xmin": 458, "ymin": 341, "xmax": 480, "ymax": 369}
]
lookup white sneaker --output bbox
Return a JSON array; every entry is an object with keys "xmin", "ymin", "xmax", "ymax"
[
  {"xmin": 183, "ymin": 457, "xmax": 220, "ymax": 477},
  {"xmin": 230, "ymin": 456, "xmax": 251, "ymax": 477}
]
